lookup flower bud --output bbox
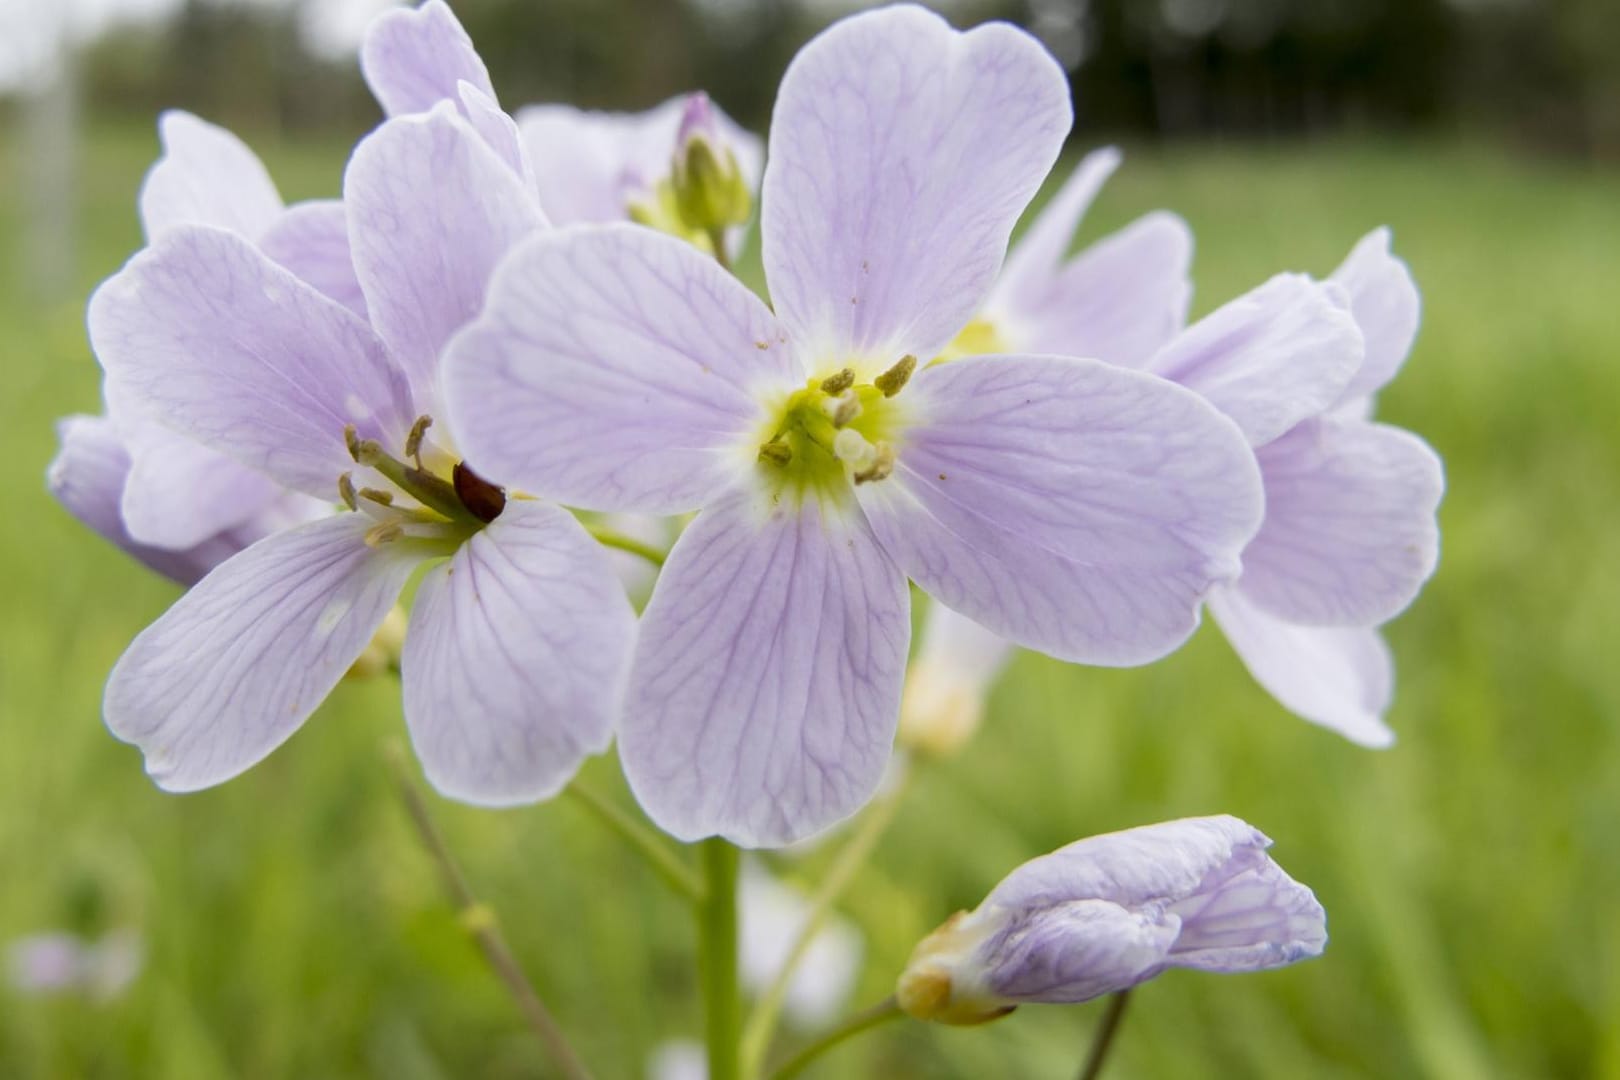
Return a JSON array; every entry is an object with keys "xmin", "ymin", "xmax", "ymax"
[
  {"xmin": 898, "ymin": 603, "xmax": 1015, "ymax": 758},
  {"xmin": 897, "ymin": 816, "xmax": 1326, "ymax": 1024},
  {"xmin": 670, "ymin": 92, "xmax": 753, "ymax": 236}
]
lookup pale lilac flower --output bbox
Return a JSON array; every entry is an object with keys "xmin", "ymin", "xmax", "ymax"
[
  {"xmin": 86, "ymin": 102, "xmax": 633, "ymax": 805},
  {"xmin": 517, "ymin": 91, "xmax": 762, "ymax": 255},
  {"xmin": 897, "ymin": 816, "xmax": 1325, "ymax": 1023},
  {"xmin": 739, "ymin": 861, "xmax": 862, "ymax": 1028},
  {"xmin": 360, "ymin": 0, "xmax": 531, "ymax": 188},
  {"xmin": 445, "ymin": 5, "xmax": 1263, "ymax": 845},
  {"xmin": 47, "ymin": 110, "xmax": 352, "ymax": 579},
  {"xmin": 6, "ymin": 930, "xmax": 143, "ymax": 1001},
  {"xmin": 930, "ymin": 151, "xmax": 1443, "ymax": 746}
]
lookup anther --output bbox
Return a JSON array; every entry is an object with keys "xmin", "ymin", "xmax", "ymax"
[
  {"xmin": 875, "ymin": 354, "xmax": 917, "ymax": 397},
  {"xmin": 853, "ymin": 442, "xmax": 896, "ymax": 484},
  {"xmin": 819, "ymin": 368, "xmax": 856, "ymax": 395},
  {"xmin": 344, "ymin": 424, "xmax": 362, "ymax": 462},
  {"xmin": 359, "ymin": 487, "xmax": 395, "ymax": 507},
  {"xmin": 337, "ymin": 472, "xmax": 358, "ymax": 511},
  {"xmin": 364, "ymin": 521, "xmax": 404, "ymax": 548},
  {"xmin": 352, "ymin": 438, "xmax": 384, "ymax": 467},
  {"xmin": 758, "ymin": 439, "xmax": 793, "ymax": 466},
  {"xmin": 405, "ymin": 415, "xmax": 432, "ymax": 464}
]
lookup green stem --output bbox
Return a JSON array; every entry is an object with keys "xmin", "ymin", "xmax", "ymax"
[
  {"xmin": 384, "ymin": 744, "xmax": 595, "ymax": 1080},
  {"xmin": 586, "ymin": 525, "xmax": 667, "ymax": 567},
  {"xmin": 766, "ymin": 997, "xmax": 905, "ymax": 1080},
  {"xmin": 699, "ymin": 838, "xmax": 743, "ymax": 1080},
  {"xmin": 708, "ymin": 228, "xmax": 732, "ymax": 273},
  {"xmin": 564, "ymin": 781, "xmax": 704, "ymax": 902},
  {"xmin": 1076, "ymin": 990, "xmax": 1133, "ymax": 1080},
  {"xmin": 739, "ymin": 759, "xmax": 913, "ymax": 1077}
]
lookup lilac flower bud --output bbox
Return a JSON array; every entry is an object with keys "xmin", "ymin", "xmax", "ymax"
[
  {"xmin": 897, "ymin": 816, "xmax": 1326, "ymax": 1024},
  {"xmin": 670, "ymin": 92, "xmax": 752, "ymax": 236}
]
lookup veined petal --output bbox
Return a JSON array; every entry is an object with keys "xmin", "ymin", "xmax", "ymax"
[
  {"xmin": 118, "ymin": 416, "xmax": 279, "ymax": 550},
  {"xmin": 139, "ymin": 110, "xmax": 282, "ymax": 241},
  {"xmin": 444, "ymin": 224, "xmax": 797, "ymax": 515},
  {"xmin": 1241, "ymin": 417, "xmax": 1443, "ymax": 627},
  {"xmin": 761, "ymin": 4, "xmax": 1071, "ymax": 362},
  {"xmin": 619, "ymin": 494, "xmax": 910, "ymax": 847},
  {"xmin": 1331, "ymin": 227, "xmax": 1421, "ymax": 404},
  {"xmin": 257, "ymin": 200, "xmax": 368, "ymax": 317},
  {"xmin": 104, "ymin": 514, "xmax": 417, "ymax": 791},
  {"xmin": 996, "ymin": 211, "xmax": 1193, "ymax": 369},
  {"xmin": 988, "ymin": 816, "xmax": 1278, "ymax": 912},
  {"xmin": 346, "ymin": 104, "xmax": 546, "ymax": 410},
  {"xmin": 992, "ymin": 146, "xmax": 1122, "ymax": 307},
  {"xmin": 48, "ymin": 415, "xmax": 230, "ymax": 586},
  {"xmin": 401, "ymin": 502, "xmax": 635, "ymax": 806},
  {"xmin": 458, "ymin": 80, "xmax": 531, "ymax": 182},
  {"xmin": 360, "ymin": 0, "xmax": 495, "ymax": 117},
  {"xmin": 981, "ymin": 899, "xmax": 1178, "ymax": 1004},
  {"xmin": 859, "ymin": 356, "xmax": 1262, "ymax": 666},
  {"xmin": 1207, "ymin": 585, "xmax": 1395, "ymax": 747},
  {"xmin": 88, "ymin": 226, "xmax": 413, "ymax": 499},
  {"xmin": 1149, "ymin": 274, "xmax": 1362, "ymax": 447}
]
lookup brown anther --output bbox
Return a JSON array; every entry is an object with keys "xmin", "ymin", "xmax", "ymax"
[
  {"xmin": 853, "ymin": 442, "xmax": 896, "ymax": 485},
  {"xmin": 758, "ymin": 440, "xmax": 793, "ymax": 466},
  {"xmin": 452, "ymin": 462, "xmax": 507, "ymax": 524},
  {"xmin": 874, "ymin": 355, "xmax": 916, "ymax": 397},
  {"xmin": 819, "ymin": 368, "xmax": 856, "ymax": 395},
  {"xmin": 405, "ymin": 415, "xmax": 433, "ymax": 463},
  {"xmin": 337, "ymin": 472, "xmax": 358, "ymax": 511},
  {"xmin": 344, "ymin": 424, "xmax": 362, "ymax": 462},
  {"xmin": 359, "ymin": 487, "xmax": 395, "ymax": 507}
]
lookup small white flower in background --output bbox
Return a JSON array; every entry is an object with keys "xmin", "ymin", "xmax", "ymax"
[
  {"xmin": 899, "ymin": 600, "xmax": 1017, "ymax": 758},
  {"xmin": 739, "ymin": 861, "xmax": 862, "ymax": 1029},
  {"xmin": 647, "ymin": 1039, "xmax": 708, "ymax": 1080},
  {"xmin": 6, "ymin": 930, "xmax": 143, "ymax": 1001}
]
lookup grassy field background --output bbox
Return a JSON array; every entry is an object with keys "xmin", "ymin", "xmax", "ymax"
[{"xmin": 1, "ymin": 122, "xmax": 1617, "ymax": 1078}]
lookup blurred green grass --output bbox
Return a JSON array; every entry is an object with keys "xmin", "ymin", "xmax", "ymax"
[{"xmin": 1, "ymin": 122, "xmax": 1617, "ymax": 1079}]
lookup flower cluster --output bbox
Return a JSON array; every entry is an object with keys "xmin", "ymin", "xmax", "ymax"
[{"xmin": 49, "ymin": 0, "xmax": 1444, "ymax": 1056}]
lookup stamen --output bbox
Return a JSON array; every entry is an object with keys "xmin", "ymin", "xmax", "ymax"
[
  {"xmin": 819, "ymin": 368, "xmax": 856, "ymax": 395},
  {"xmin": 337, "ymin": 472, "xmax": 358, "ymax": 511},
  {"xmin": 359, "ymin": 487, "xmax": 394, "ymax": 507},
  {"xmin": 759, "ymin": 439, "xmax": 793, "ymax": 466},
  {"xmin": 365, "ymin": 521, "xmax": 404, "ymax": 547},
  {"xmin": 827, "ymin": 391, "xmax": 862, "ymax": 428},
  {"xmin": 853, "ymin": 442, "xmax": 896, "ymax": 484},
  {"xmin": 344, "ymin": 423, "xmax": 362, "ymax": 462},
  {"xmin": 405, "ymin": 415, "xmax": 432, "ymax": 465},
  {"xmin": 875, "ymin": 354, "xmax": 917, "ymax": 397}
]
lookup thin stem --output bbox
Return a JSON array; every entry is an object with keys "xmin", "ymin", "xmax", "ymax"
[
  {"xmin": 586, "ymin": 525, "xmax": 666, "ymax": 567},
  {"xmin": 1076, "ymin": 990, "xmax": 1133, "ymax": 1080},
  {"xmin": 564, "ymin": 780, "xmax": 705, "ymax": 902},
  {"xmin": 739, "ymin": 760, "xmax": 913, "ymax": 1077},
  {"xmin": 699, "ymin": 839, "xmax": 743, "ymax": 1080},
  {"xmin": 384, "ymin": 744, "xmax": 595, "ymax": 1080},
  {"xmin": 766, "ymin": 997, "xmax": 904, "ymax": 1080}
]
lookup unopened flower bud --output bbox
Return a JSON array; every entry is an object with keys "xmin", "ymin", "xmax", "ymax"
[
  {"xmin": 671, "ymin": 92, "xmax": 752, "ymax": 235},
  {"xmin": 898, "ymin": 603, "xmax": 1014, "ymax": 758},
  {"xmin": 897, "ymin": 816, "xmax": 1327, "ymax": 1024}
]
